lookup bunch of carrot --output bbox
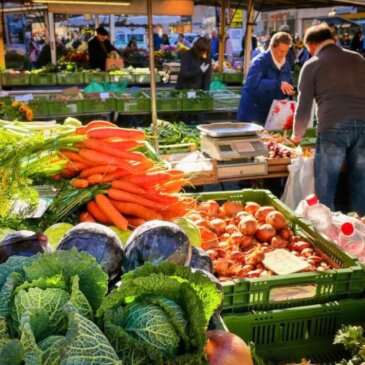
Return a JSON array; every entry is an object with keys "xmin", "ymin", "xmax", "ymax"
[{"xmin": 53, "ymin": 120, "xmax": 195, "ymax": 230}]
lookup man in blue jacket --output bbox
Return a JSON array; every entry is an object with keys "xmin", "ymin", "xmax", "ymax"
[{"xmin": 237, "ymin": 32, "xmax": 295, "ymax": 125}]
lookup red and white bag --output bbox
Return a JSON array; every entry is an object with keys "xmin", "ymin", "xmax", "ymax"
[{"xmin": 265, "ymin": 99, "xmax": 296, "ymax": 130}]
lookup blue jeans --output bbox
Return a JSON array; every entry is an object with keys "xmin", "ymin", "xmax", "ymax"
[{"xmin": 315, "ymin": 119, "xmax": 365, "ymax": 215}]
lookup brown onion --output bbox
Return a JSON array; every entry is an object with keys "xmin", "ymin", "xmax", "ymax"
[
  {"xmin": 206, "ymin": 330, "xmax": 253, "ymax": 365},
  {"xmin": 244, "ymin": 202, "xmax": 261, "ymax": 215},
  {"xmin": 210, "ymin": 218, "xmax": 227, "ymax": 235},
  {"xmin": 238, "ymin": 216, "xmax": 258, "ymax": 236},
  {"xmin": 265, "ymin": 211, "xmax": 287, "ymax": 230},
  {"xmin": 255, "ymin": 224, "xmax": 276, "ymax": 243},
  {"xmin": 255, "ymin": 206, "xmax": 275, "ymax": 223},
  {"xmin": 222, "ymin": 201, "xmax": 244, "ymax": 218}
]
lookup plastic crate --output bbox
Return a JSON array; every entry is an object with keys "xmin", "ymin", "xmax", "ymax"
[
  {"xmin": 187, "ymin": 189, "xmax": 365, "ymax": 313},
  {"xmin": 109, "ymin": 72, "xmax": 134, "ymax": 83},
  {"xmin": 115, "ymin": 91, "xmax": 150, "ymax": 113},
  {"xmin": 27, "ymin": 96, "xmax": 49, "ymax": 117},
  {"xmin": 82, "ymin": 93, "xmax": 116, "ymax": 112},
  {"xmin": 182, "ymin": 91, "xmax": 213, "ymax": 111},
  {"xmin": 30, "ymin": 73, "xmax": 58, "ymax": 86},
  {"xmin": 48, "ymin": 96, "xmax": 84, "ymax": 115},
  {"xmin": 1, "ymin": 72, "xmax": 30, "ymax": 86},
  {"xmin": 57, "ymin": 72, "xmax": 84, "ymax": 85},
  {"xmin": 132, "ymin": 72, "xmax": 161, "ymax": 84},
  {"xmin": 83, "ymin": 72, "xmax": 110, "ymax": 83},
  {"xmin": 223, "ymin": 298, "xmax": 365, "ymax": 364},
  {"xmin": 222, "ymin": 72, "xmax": 243, "ymax": 84},
  {"xmin": 211, "ymin": 90, "xmax": 240, "ymax": 110},
  {"xmin": 146, "ymin": 90, "xmax": 182, "ymax": 112}
]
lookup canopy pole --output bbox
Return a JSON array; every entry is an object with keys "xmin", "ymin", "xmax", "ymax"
[
  {"xmin": 48, "ymin": 11, "xmax": 56, "ymax": 64},
  {"xmin": 0, "ymin": 14, "xmax": 5, "ymax": 72},
  {"xmin": 147, "ymin": 0, "xmax": 159, "ymax": 155},
  {"xmin": 218, "ymin": 0, "xmax": 226, "ymax": 73},
  {"xmin": 110, "ymin": 14, "xmax": 115, "ymax": 44},
  {"xmin": 243, "ymin": 0, "xmax": 254, "ymax": 80}
]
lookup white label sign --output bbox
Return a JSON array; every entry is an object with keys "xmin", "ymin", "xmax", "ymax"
[
  {"xmin": 100, "ymin": 92, "xmax": 110, "ymax": 100},
  {"xmin": 15, "ymin": 94, "xmax": 33, "ymax": 102},
  {"xmin": 187, "ymin": 91, "xmax": 196, "ymax": 99},
  {"xmin": 263, "ymin": 249, "xmax": 310, "ymax": 275}
]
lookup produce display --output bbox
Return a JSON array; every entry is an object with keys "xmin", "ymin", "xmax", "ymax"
[
  {"xmin": 186, "ymin": 199, "xmax": 332, "ymax": 281},
  {"xmin": 264, "ymin": 140, "xmax": 296, "ymax": 159}
]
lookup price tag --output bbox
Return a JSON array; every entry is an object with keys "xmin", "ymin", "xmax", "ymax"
[
  {"xmin": 100, "ymin": 92, "xmax": 110, "ymax": 100},
  {"xmin": 15, "ymin": 94, "xmax": 33, "ymax": 102},
  {"xmin": 187, "ymin": 91, "xmax": 196, "ymax": 99},
  {"xmin": 263, "ymin": 249, "xmax": 310, "ymax": 275}
]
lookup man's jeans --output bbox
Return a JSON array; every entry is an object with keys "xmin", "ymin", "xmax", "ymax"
[{"xmin": 315, "ymin": 119, "xmax": 365, "ymax": 216}]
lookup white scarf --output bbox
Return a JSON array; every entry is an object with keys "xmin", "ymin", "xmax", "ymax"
[{"xmin": 270, "ymin": 49, "xmax": 286, "ymax": 70}]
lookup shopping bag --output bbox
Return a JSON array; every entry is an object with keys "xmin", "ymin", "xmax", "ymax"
[
  {"xmin": 106, "ymin": 58, "xmax": 124, "ymax": 71},
  {"xmin": 281, "ymin": 155, "xmax": 314, "ymax": 210},
  {"xmin": 265, "ymin": 99, "xmax": 296, "ymax": 130}
]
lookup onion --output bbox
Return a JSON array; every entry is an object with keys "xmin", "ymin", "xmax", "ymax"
[
  {"xmin": 238, "ymin": 216, "xmax": 258, "ymax": 236},
  {"xmin": 255, "ymin": 224, "xmax": 276, "ymax": 243},
  {"xmin": 244, "ymin": 202, "xmax": 261, "ymax": 215},
  {"xmin": 198, "ymin": 200, "xmax": 220, "ymax": 217},
  {"xmin": 206, "ymin": 330, "xmax": 253, "ymax": 365},
  {"xmin": 265, "ymin": 211, "xmax": 287, "ymax": 230},
  {"xmin": 255, "ymin": 206, "xmax": 275, "ymax": 223},
  {"xmin": 210, "ymin": 218, "xmax": 227, "ymax": 235},
  {"xmin": 222, "ymin": 201, "xmax": 244, "ymax": 218}
]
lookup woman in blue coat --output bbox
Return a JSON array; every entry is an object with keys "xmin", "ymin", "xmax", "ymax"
[{"xmin": 237, "ymin": 32, "xmax": 295, "ymax": 125}]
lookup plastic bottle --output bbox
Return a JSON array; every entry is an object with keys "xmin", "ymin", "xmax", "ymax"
[
  {"xmin": 338, "ymin": 222, "xmax": 365, "ymax": 257},
  {"xmin": 305, "ymin": 194, "xmax": 337, "ymax": 240}
]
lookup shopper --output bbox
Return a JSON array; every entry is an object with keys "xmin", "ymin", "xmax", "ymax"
[
  {"xmin": 278, "ymin": 24, "xmax": 296, "ymax": 70},
  {"xmin": 237, "ymin": 32, "xmax": 295, "ymax": 125},
  {"xmin": 88, "ymin": 26, "xmax": 118, "ymax": 71},
  {"xmin": 176, "ymin": 33, "xmax": 191, "ymax": 48},
  {"xmin": 210, "ymin": 30, "xmax": 219, "ymax": 60},
  {"xmin": 153, "ymin": 32, "xmax": 163, "ymax": 51},
  {"xmin": 162, "ymin": 33, "xmax": 170, "ymax": 46},
  {"xmin": 36, "ymin": 40, "xmax": 66, "ymax": 68},
  {"xmin": 127, "ymin": 36, "xmax": 138, "ymax": 49},
  {"xmin": 350, "ymin": 30, "xmax": 363, "ymax": 52},
  {"xmin": 176, "ymin": 36, "xmax": 211, "ymax": 91},
  {"xmin": 291, "ymin": 23, "xmax": 365, "ymax": 215},
  {"xmin": 27, "ymin": 37, "xmax": 40, "ymax": 67}
]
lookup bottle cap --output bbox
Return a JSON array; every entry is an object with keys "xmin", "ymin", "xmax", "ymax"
[
  {"xmin": 341, "ymin": 222, "xmax": 354, "ymax": 236},
  {"xmin": 306, "ymin": 194, "xmax": 318, "ymax": 206}
]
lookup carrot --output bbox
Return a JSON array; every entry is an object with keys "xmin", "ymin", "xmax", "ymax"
[
  {"xmin": 66, "ymin": 161, "xmax": 90, "ymax": 171},
  {"xmin": 110, "ymin": 200, "xmax": 162, "ymax": 221},
  {"xmin": 76, "ymin": 121, "xmax": 118, "ymax": 135},
  {"xmin": 123, "ymin": 172, "xmax": 171, "ymax": 186},
  {"xmin": 87, "ymin": 200, "xmax": 112, "ymax": 225},
  {"xmin": 87, "ymin": 174, "xmax": 104, "ymax": 184},
  {"xmin": 100, "ymin": 170, "xmax": 130, "ymax": 182},
  {"xmin": 82, "ymin": 138, "xmax": 147, "ymax": 162},
  {"xmin": 95, "ymin": 194, "xmax": 128, "ymax": 231},
  {"xmin": 59, "ymin": 150, "xmax": 92, "ymax": 165},
  {"xmin": 143, "ymin": 189, "xmax": 180, "ymax": 205},
  {"xmin": 80, "ymin": 165, "xmax": 118, "ymax": 179},
  {"xmin": 71, "ymin": 178, "xmax": 89, "ymax": 189},
  {"xmin": 108, "ymin": 188, "xmax": 165, "ymax": 210},
  {"xmin": 79, "ymin": 148, "xmax": 136, "ymax": 173},
  {"xmin": 61, "ymin": 168, "xmax": 78, "ymax": 178},
  {"xmin": 161, "ymin": 179, "xmax": 191, "ymax": 194},
  {"xmin": 167, "ymin": 170, "xmax": 185, "ymax": 179},
  {"xmin": 87, "ymin": 127, "xmax": 146, "ymax": 141},
  {"xmin": 111, "ymin": 180, "xmax": 147, "ymax": 195},
  {"xmin": 126, "ymin": 216, "xmax": 146, "ymax": 228},
  {"xmin": 105, "ymin": 140, "xmax": 144, "ymax": 151},
  {"xmin": 79, "ymin": 211, "xmax": 96, "ymax": 223}
]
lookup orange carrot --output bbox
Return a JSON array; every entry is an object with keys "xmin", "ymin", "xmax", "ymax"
[
  {"xmin": 123, "ymin": 172, "xmax": 171, "ymax": 186},
  {"xmin": 79, "ymin": 211, "xmax": 96, "ymax": 223},
  {"xmin": 87, "ymin": 200, "xmax": 112, "ymax": 225},
  {"xmin": 59, "ymin": 150, "xmax": 92, "ymax": 166},
  {"xmin": 126, "ymin": 216, "xmax": 146, "ymax": 228},
  {"xmin": 66, "ymin": 161, "xmax": 90, "ymax": 171},
  {"xmin": 105, "ymin": 139, "xmax": 144, "ymax": 150},
  {"xmin": 100, "ymin": 170, "xmax": 130, "ymax": 182},
  {"xmin": 111, "ymin": 180, "xmax": 146, "ymax": 195},
  {"xmin": 87, "ymin": 174, "xmax": 104, "ymax": 184},
  {"xmin": 80, "ymin": 165, "xmax": 118, "ymax": 179},
  {"xmin": 71, "ymin": 178, "xmax": 89, "ymax": 189},
  {"xmin": 79, "ymin": 148, "xmax": 136, "ymax": 173},
  {"xmin": 110, "ymin": 200, "xmax": 162, "ymax": 221},
  {"xmin": 161, "ymin": 179, "xmax": 191, "ymax": 194},
  {"xmin": 61, "ymin": 168, "xmax": 78, "ymax": 178},
  {"xmin": 95, "ymin": 194, "xmax": 128, "ymax": 230},
  {"xmin": 87, "ymin": 127, "xmax": 146, "ymax": 141},
  {"xmin": 167, "ymin": 170, "xmax": 185, "ymax": 179},
  {"xmin": 76, "ymin": 121, "xmax": 118, "ymax": 135},
  {"xmin": 108, "ymin": 188, "xmax": 165, "ymax": 210}
]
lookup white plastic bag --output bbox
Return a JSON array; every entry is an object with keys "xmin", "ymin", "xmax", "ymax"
[
  {"xmin": 264, "ymin": 99, "xmax": 296, "ymax": 130},
  {"xmin": 281, "ymin": 156, "xmax": 315, "ymax": 210}
]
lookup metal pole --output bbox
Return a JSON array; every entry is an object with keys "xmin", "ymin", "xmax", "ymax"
[
  {"xmin": 243, "ymin": 0, "xmax": 254, "ymax": 80},
  {"xmin": 218, "ymin": 0, "xmax": 226, "ymax": 73},
  {"xmin": 48, "ymin": 11, "xmax": 56, "ymax": 64},
  {"xmin": 147, "ymin": 0, "xmax": 159, "ymax": 155},
  {"xmin": 110, "ymin": 14, "xmax": 115, "ymax": 45},
  {"xmin": 0, "ymin": 14, "xmax": 5, "ymax": 71}
]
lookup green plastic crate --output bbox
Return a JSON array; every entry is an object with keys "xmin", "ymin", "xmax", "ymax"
[
  {"xmin": 1, "ymin": 72, "xmax": 30, "ymax": 86},
  {"xmin": 145, "ymin": 90, "xmax": 182, "ymax": 112},
  {"xmin": 57, "ymin": 72, "xmax": 84, "ymax": 85},
  {"xmin": 30, "ymin": 73, "xmax": 58, "ymax": 86},
  {"xmin": 115, "ymin": 91, "xmax": 150, "ymax": 113},
  {"xmin": 48, "ymin": 96, "xmax": 83, "ymax": 115},
  {"xmin": 211, "ymin": 90, "xmax": 240, "ymax": 110},
  {"xmin": 182, "ymin": 91, "xmax": 213, "ymax": 111},
  {"xmin": 132, "ymin": 73, "xmax": 161, "ymax": 84},
  {"xmin": 222, "ymin": 72, "xmax": 243, "ymax": 84},
  {"xmin": 83, "ymin": 72, "xmax": 110, "ymax": 83},
  {"xmin": 82, "ymin": 93, "xmax": 116, "ymax": 112},
  {"xmin": 187, "ymin": 189, "xmax": 365, "ymax": 313},
  {"xmin": 223, "ymin": 298, "xmax": 365, "ymax": 364},
  {"xmin": 109, "ymin": 73, "xmax": 134, "ymax": 83},
  {"xmin": 28, "ymin": 96, "xmax": 49, "ymax": 117}
]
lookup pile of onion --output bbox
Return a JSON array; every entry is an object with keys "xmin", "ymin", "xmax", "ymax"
[{"xmin": 206, "ymin": 330, "xmax": 253, "ymax": 365}]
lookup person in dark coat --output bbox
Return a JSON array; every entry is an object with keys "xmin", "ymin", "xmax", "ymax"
[
  {"xmin": 176, "ymin": 37, "xmax": 211, "ymax": 91},
  {"xmin": 88, "ymin": 26, "xmax": 118, "ymax": 71},
  {"xmin": 237, "ymin": 32, "xmax": 295, "ymax": 125}
]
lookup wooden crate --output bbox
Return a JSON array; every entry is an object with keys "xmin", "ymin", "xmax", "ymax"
[
  {"xmin": 188, "ymin": 159, "xmax": 218, "ymax": 186},
  {"xmin": 267, "ymin": 157, "xmax": 291, "ymax": 173}
]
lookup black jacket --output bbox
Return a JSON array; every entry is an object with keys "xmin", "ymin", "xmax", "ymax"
[
  {"xmin": 88, "ymin": 37, "xmax": 117, "ymax": 71},
  {"xmin": 176, "ymin": 49, "xmax": 211, "ymax": 91}
]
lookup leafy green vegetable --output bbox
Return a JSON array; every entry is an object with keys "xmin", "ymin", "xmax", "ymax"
[
  {"xmin": 174, "ymin": 217, "xmax": 201, "ymax": 247},
  {"xmin": 98, "ymin": 262, "xmax": 223, "ymax": 365}
]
